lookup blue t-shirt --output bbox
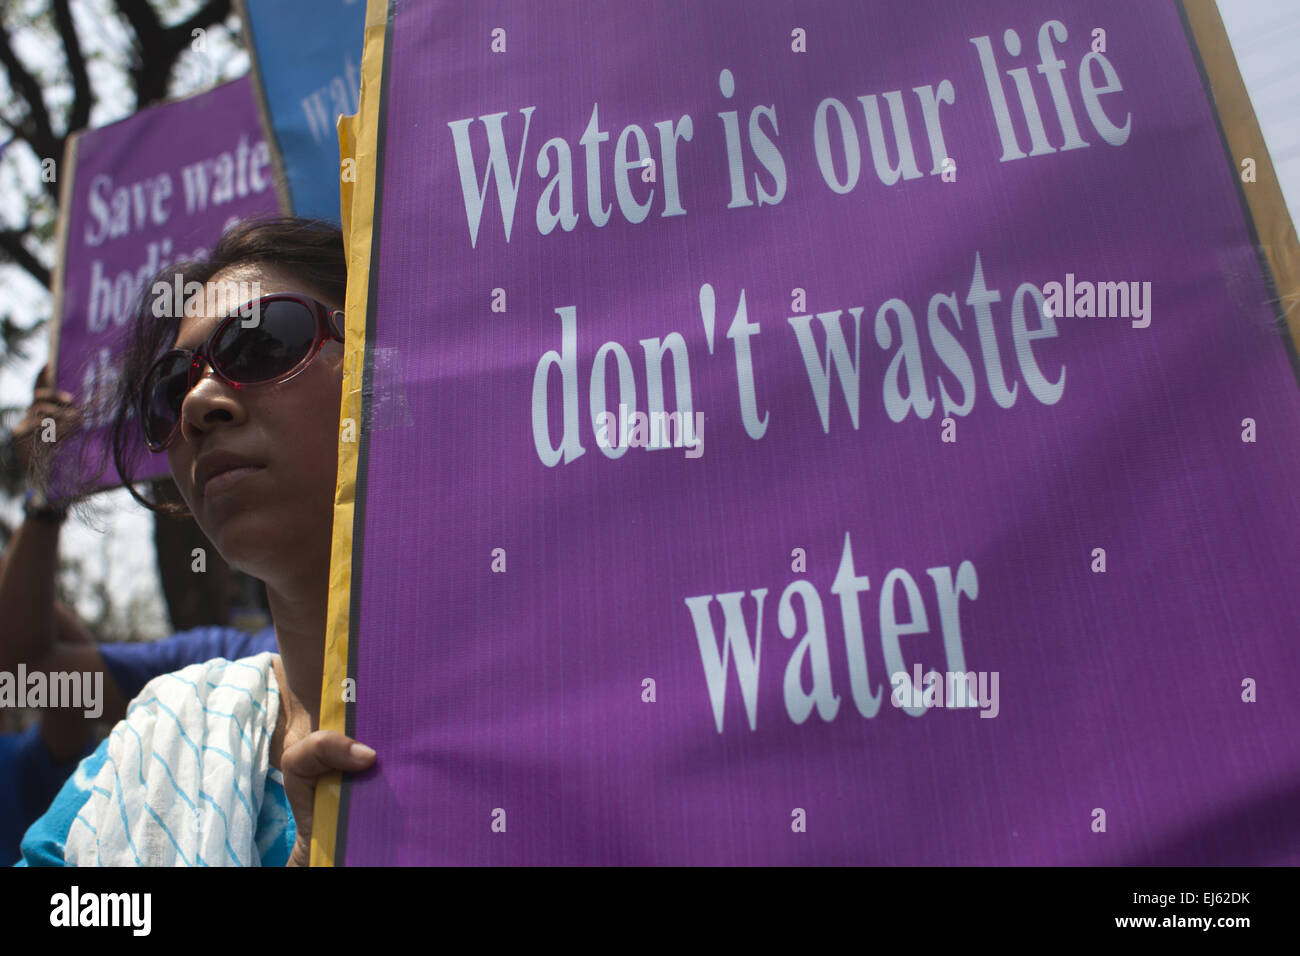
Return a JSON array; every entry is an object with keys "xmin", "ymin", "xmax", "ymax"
[
  {"xmin": 1, "ymin": 625, "xmax": 278, "ymax": 865},
  {"xmin": 99, "ymin": 625, "xmax": 279, "ymax": 704},
  {"xmin": 0, "ymin": 726, "xmax": 89, "ymax": 867}
]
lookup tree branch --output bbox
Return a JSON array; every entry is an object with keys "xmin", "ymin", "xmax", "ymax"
[
  {"xmin": 112, "ymin": 0, "xmax": 162, "ymax": 56},
  {"xmin": 112, "ymin": 0, "xmax": 167, "ymax": 107},
  {"xmin": 172, "ymin": 0, "xmax": 233, "ymax": 43},
  {"xmin": 51, "ymin": 0, "xmax": 92, "ymax": 133},
  {"xmin": 0, "ymin": 228, "xmax": 51, "ymax": 289},
  {"xmin": 0, "ymin": 18, "xmax": 57, "ymax": 163},
  {"xmin": 114, "ymin": 0, "xmax": 234, "ymax": 108}
]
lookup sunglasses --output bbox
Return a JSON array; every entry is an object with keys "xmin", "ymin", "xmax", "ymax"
[{"xmin": 139, "ymin": 292, "xmax": 345, "ymax": 452}]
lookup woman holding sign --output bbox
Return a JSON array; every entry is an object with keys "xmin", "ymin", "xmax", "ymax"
[{"xmin": 20, "ymin": 217, "xmax": 375, "ymax": 867}]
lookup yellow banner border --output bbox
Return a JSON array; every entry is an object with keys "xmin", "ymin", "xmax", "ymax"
[
  {"xmin": 312, "ymin": 0, "xmax": 391, "ymax": 867},
  {"xmin": 46, "ymin": 131, "xmax": 82, "ymax": 375},
  {"xmin": 1182, "ymin": 0, "xmax": 1300, "ymax": 359}
]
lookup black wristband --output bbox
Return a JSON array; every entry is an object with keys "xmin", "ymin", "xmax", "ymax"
[{"xmin": 23, "ymin": 489, "xmax": 68, "ymax": 523}]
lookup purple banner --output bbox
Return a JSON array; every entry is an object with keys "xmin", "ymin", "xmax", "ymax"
[
  {"xmin": 52, "ymin": 75, "xmax": 281, "ymax": 495},
  {"xmin": 338, "ymin": 0, "xmax": 1300, "ymax": 864}
]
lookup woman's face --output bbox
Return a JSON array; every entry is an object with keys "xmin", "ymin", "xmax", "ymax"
[{"xmin": 165, "ymin": 263, "xmax": 344, "ymax": 587}]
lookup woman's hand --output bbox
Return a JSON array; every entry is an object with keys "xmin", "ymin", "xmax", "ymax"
[
  {"xmin": 12, "ymin": 365, "xmax": 82, "ymax": 474},
  {"xmin": 281, "ymin": 730, "xmax": 376, "ymax": 867}
]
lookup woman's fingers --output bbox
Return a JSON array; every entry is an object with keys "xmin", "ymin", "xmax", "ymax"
[
  {"xmin": 31, "ymin": 386, "xmax": 75, "ymax": 405},
  {"xmin": 19, "ymin": 392, "xmax": 81, "ymax": 427},
  {"xmin": 281, "ymin": 729, "xmax": 376, "ymax": 779},
  {"xmin": 280, "ymin": 730, "xmax": 375, "ymax": 866},
  {"xmin": 12, "ymin": 395, "xmax": 83, "ymax": 471},
  {"xmin": 19, "ymin": 404, "xmax": 81, "ymax": 429}
]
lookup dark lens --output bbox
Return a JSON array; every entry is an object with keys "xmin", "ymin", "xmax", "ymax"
[
  {"xmin": 142, "ymin": 353, "xmax": 193, "ymax": 447},
  {"xmin": 211, "ymin": 299, "xmax": 317, "ymax": 385}
]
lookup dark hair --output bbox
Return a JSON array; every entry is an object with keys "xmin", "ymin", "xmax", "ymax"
[{"xmin": 38, "ymin": 215, "xmax": 347, "ymax": 519}]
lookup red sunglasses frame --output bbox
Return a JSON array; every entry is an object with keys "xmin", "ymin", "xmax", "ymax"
[{"xmin": 140, "ymin": 292, "xmax": 345, "ymax": 452}]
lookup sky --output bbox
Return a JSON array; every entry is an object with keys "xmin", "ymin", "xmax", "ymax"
[{"xmin": 1, "ymin": 0, "xmax": 1298, "ymax": 639}]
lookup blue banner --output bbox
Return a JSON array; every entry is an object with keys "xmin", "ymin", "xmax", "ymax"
[{"xmin": 241, "ymin": 0, "xmax": 366, "ymax": 220}]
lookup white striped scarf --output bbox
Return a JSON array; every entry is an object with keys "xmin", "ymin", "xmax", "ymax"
[{"xmin": 65, "ymin": 652, "xmax": 281, "ymax": 866}]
